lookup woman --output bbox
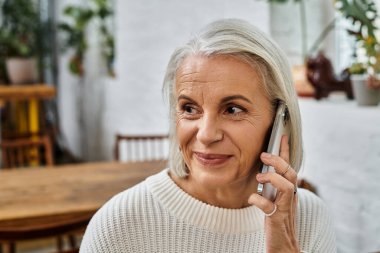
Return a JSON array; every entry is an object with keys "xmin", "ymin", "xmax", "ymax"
[{"xmin": 80, "ymin": 19, "xmax": 336, "ymax": 253}]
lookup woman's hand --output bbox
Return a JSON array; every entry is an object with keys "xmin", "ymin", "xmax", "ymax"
[{"xmin": 248, "ymin": 135, "xmax": 299, "ymax": 253}]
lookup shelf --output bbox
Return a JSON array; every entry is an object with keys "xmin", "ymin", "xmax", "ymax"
[{"xmin": 0, "ymin": 84, "xmax": 56, "ymax": 101}]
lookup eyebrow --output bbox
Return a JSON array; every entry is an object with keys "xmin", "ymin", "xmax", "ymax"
[
  {"xmin": 177, "ymin": 94, "xmax": 197, "ymax": 103},
  {"xmin": 220, "ymin": 95, "xmax": 253, "ymax": 104},
  {"xmin": 177, "ymin": 94, "xmax": 252, "ymax": 104}
]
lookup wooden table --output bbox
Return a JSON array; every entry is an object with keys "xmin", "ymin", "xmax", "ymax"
[{"xmin": 0, "ymin": 160, "xmax": 167, "ymax": 240}]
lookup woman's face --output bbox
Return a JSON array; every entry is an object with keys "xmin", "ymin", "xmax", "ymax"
[{"xmin": 175, "ymin": 54, "xmax": 274, "ymax": 189}]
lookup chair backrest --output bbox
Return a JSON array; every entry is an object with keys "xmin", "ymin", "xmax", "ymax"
[
  {"xmin": 114, "ymin": 134, "xmax": 169, "ymax": 162},
  {"xmin": 297, "ymin": 178, "xmax": 318, "ymax": 195},
  {"xmin": 0, "ymin": 135, "xmax": 53, "ymax": 169}
]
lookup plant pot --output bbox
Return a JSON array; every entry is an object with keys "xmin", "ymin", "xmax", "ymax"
[
  {"xmin": 351, "ymin": 75, "xmax": 380, "ymax": 106},
  {"xmin": 5, "ymin": 58, "xmax": 38, "ymax": 84}
]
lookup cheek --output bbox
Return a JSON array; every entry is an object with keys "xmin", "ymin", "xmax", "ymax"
[
  {"xmin": 176, "ymin": 119, "xmax": 197, "ymax": 150},
  {"xmin": 241, "ymin": 136, "xmax": 265, "ymax": 162},
  {"xmin": 234, "ymin": 135, "xmax": 266, "ymax": 174},
  {"xmin": 233, "ymin": 120, "xmax": 271, "ymax": 162}
]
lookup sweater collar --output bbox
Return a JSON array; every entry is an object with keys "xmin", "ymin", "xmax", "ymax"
[{"xmin": 146, "ymin": 169, "xmax": 264, "ymax": 234}]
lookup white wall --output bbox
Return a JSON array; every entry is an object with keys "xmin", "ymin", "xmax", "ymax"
[
  {"xmin": 270, "ymin": 0, "xmax": 336, "ymax": 66},
  {"xmin": 104, "ymin": 0, "xmax": 270, "ymax": 159},
  {"xmin": 58, "ymin": 0, "xmax": 270, "ymax": 160},
  {"xmin": 58, "ymin": 1, "xmax": 343, "ymax": 161},
  {"xmin": 57, "ymin": 0, "xmax": 82, "ymax": 158},
  {"xmin": 56, "ymin": 2, "xmax": 378, "ymax": 251}
]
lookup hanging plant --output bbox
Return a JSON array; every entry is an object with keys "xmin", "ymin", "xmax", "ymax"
[
  {"xmin": 58, "ymin": 0, "xmax": 115, "ymax": 77},
  {"xmin": 95, "ymin": 0, "xmax": 115, "ymax": 77}
]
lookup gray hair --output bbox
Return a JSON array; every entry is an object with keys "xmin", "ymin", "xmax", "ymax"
[{"xmin": 163, "ymin": 18, "xmax": 303, "ymax": 178}]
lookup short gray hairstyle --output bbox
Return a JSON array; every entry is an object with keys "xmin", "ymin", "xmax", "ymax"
[{"xmin": 163, "ymin": 19, "xmax": 303, "ymax": 178}]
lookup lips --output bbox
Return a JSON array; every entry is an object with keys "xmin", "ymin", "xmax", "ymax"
[{"xmin": 194, "ymin": 152, "xmax": 233, "ymax": 166}]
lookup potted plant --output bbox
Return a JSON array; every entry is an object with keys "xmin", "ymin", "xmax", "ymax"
[
  {"xmin": 336, "ymin": 0, "xmax": 380, "ymax": 106},
  {"xmin": 0, "ymin": 0, "xmax": 40, "ymax": 84},
  {"xmin": 349, "ymin": 62, "xmax": 380, "ymax": 106}
]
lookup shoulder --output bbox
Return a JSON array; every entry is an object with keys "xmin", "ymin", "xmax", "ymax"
[
  {"xmin": 297, "ymin": 188, "xmax": 327, "ymax": 214},
  {"xmin": 297, "ymin": 188, "xmax": 334, "ymax": 226},
  {"xmin": 79, "ymin": 173, "xmax": 159, "ymax": 253},
  {"xmin": 297, "ymin": 189, "xmax": 337, "ymax": 253}
]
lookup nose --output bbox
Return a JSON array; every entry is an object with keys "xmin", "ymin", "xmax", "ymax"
[{"xmin": 196, "ymin": 114, "xmax": 223, "ymax": 146}]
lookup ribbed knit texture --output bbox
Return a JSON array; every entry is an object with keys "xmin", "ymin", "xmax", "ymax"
[{"xmin": 80, "ymin": 169, "xmax": 336, "ymax": 252}]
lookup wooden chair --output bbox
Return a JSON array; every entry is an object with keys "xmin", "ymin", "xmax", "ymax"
[
  {"xmin": 0, "ymin": 134, "xmax": 53, "ymax": 169},
  {"xmin": 297, "ymin": 178, "xmax": 318, "ymax": 195},
  {"xmin": 0, "ymin": 135, "xmax": 82, "ymax": 253},
  {"xmin": 114, "ymin": 134, "xmax": 169, "ymax": 162},
  {"xmin": 0, "ymin": 211, "xmax": 91, "ymax": 253}
]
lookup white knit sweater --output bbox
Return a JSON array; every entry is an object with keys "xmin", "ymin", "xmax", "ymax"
[{"xmin": 80, "ymin": 169, "xmax": 336, "ymax": 253}]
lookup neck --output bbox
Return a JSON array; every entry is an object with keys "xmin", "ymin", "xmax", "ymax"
[{"xmin": 170, "ymin": 172, "xmax": 258, "ymax": 209}]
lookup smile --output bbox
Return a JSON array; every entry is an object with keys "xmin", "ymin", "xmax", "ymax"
[{"xmin": 193, "ymin": 152, "xmax": 233, "ymax": 166}]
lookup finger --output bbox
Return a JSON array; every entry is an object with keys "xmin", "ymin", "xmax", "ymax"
[
  {"xmin": 279, "ymin": 135, "xmax": 290, "ymax": 164},
  {"xmin": 256, "ymin": 172, "xmax": 296, "ymax": 201},
  {"xmin": 248, "ymin": 193, "xmax": 277, "ymax": 215},
  {"xmin": 291, "ymin": 193, "xmax": 298, "ymax": 228},
  {"xmin": 260, "ymin": 153, "xmax": 297, "ymax": 184}
]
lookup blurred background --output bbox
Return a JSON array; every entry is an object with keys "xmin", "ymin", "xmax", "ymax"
[{"xmin": 0, "ymin": 0, "xmax": 380, "ymax": 252}]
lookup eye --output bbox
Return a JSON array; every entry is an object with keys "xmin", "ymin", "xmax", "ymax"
[
  {"xmin": 182, "ymin": 104, "xmax": 197, "ymax": 114},
  {"xmin": 225, "ymin": 105, "xmax": 244, "ymax": 115}
]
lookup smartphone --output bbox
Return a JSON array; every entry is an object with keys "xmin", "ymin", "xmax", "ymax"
[{"xmin": 257, "ymin": 101, "xmax": 290, "ymax": 201}]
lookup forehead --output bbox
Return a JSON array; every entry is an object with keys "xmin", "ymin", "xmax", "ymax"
[{"xmin": 175, "ymin": 54, "xmax": 264, "ymax": 97}]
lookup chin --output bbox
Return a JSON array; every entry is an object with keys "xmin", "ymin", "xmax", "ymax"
[{"xmin": 189, "ymin": 162, "xmax": 241, "ymax": 188}]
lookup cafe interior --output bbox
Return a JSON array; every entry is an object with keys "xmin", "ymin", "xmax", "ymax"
[{"xmin": 0, "ymin": 0, "xmax": 380, "ymax": 252}]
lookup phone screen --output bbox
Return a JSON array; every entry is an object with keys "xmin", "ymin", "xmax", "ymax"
[{"xmin": 257, "ymin": 101, "xmax": 290, "ymax": 201}]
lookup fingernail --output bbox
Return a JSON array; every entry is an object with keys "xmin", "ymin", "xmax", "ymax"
[{"xmin": 261, "ymin": 152, "xmax": 271, "ymax": 158}]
